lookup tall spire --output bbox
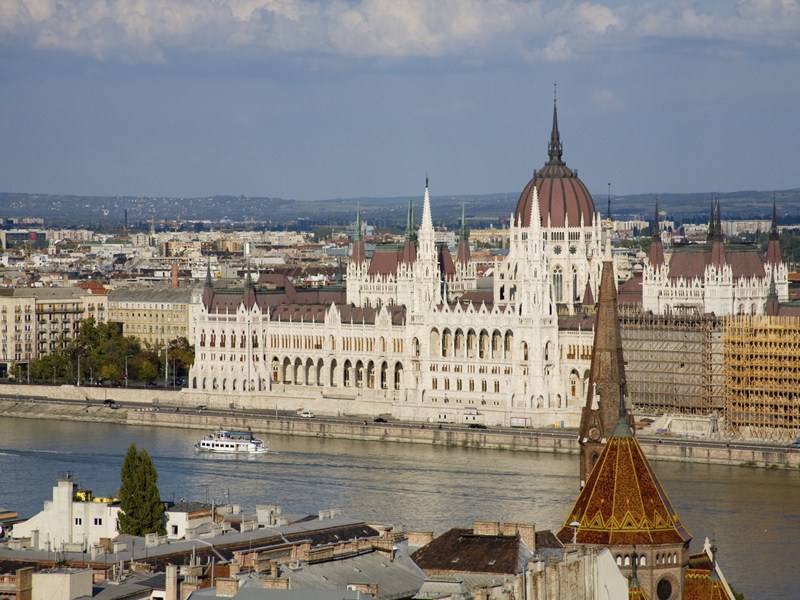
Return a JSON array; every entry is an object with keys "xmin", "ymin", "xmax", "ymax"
[
  {"xmin": 707, "ymin": 198, "xmax": 716, "ymax": 243},
  {"xmin": 350, "ymin": 206, "xmax": 367, "ymax": 264},
  {"xmin": 652, "ymin": 199, "xmax": 660, "ymax": 239},
  {"xmin": 354, "ymin": 205, "xmax": 362, "ymax": 242},
  {"xmin": 547, "ymin": 84, "xmax": 564, "ymax": 166},
  {"xmin": 421, "ymin": 176, "xmax": 433, "ymax": 231},
  {"xmin": 647, "ymin": 200, "xmax": 665, "ymax": 267},
  {"xmin": 577, "ymin": 259, "xmax": 632, "ymax": 485},
  {"xmin": 459, "ymin": 203, "xmax": 467, "ymax": 241},
  {"xmin": 767, "ymin": 196, "xmax": 782, "ymax": 264},
  {"xmin": 405, "ymin": 199, "xmax": 414, "ymax": 240}
]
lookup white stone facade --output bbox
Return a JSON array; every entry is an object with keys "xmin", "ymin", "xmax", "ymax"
[{"xmin": 187, "ymin": 183, "xmax": 601, "ymax": 428}]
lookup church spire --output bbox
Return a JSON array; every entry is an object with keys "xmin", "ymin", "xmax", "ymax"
[
  {"xmin": 577, "ymin": 259, "xmax": 632, "ymax": 486},
  {"xmin": 647, "ymin": 200, "xmax": 665, "ymax": 266},
  {"xmin": 459, "ymin": 203, "xmax": 467, "ymax": 241},
  {"xmin": 421, "ymin": 176, "xmax": 433, "ymax": 232},
  {"xmin": 767, "ymin": 197, "xmax": 782, "ymax": 264},
  {"xmin": 354, "ymin": 205, "xmax": 362, "ymax": 242},
  {"xmin": 547, "ymin": 84, "xmax": 564, "ymax": 166}
]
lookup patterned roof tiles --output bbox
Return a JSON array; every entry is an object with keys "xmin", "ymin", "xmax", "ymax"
[{"xmin": 557, "ymin": 433, "xmax": 691, "ymax": 546}]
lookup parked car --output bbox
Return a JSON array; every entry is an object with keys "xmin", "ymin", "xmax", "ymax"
[
  {"xmin": 468, "ymin": 423, "xmax": 488, "ymax": 429},
  {"xmin": 373, "ymin": 416, "xmax": 388, "ymax": 423},
  {"xmin": 299, "ymin": 410, "xmax": 315, "ymax": 418},
  {"xmin": 196, "ymin": 404, "xmax": 207, "ymax": 412},
  {"xmin": 790, "ymin": 437, "xmax": 800, "ymax": 449}
]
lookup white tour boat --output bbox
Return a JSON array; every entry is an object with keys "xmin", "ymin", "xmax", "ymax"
[{"xmin": 194, "ymin": 429, "xmax": 268, "ymax": 454}]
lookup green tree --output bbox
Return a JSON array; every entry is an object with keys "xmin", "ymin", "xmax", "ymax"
[
  {"xmin": 137, "ymin": 360, "xmax": 158, "ymax": 383},
  {"xmin": 118, "ymin": 444, "xmax": 165, "ymax": 535}
]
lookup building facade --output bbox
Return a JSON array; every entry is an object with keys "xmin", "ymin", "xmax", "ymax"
[
  {"xmin": 11, "ymin": 476, "xmax": 120, "ymax": 552},
  {"xmin": 107, "ymin": 287, "xmax": 195, "ymax": 347},
  {"xmin": 642, "ymin": 201, "xmax": 788, "ymax": 316},
  {"xmin": 186, "ymin": 105, "xmax": 604, "ymax": 427},
  {"xmin": 0, "ymin": 288, "xmax": 107, "ymax": 377}
]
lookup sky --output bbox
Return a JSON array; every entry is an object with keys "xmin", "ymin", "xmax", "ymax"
[{"xmin": 1, "ymin": 0, "xmax": 799, "ymax": 201}]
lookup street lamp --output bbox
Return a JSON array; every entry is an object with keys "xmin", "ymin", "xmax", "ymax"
[
  {"xmin": 172, "ymin": 358, "xmax": 178, "ymax": 389},
  {"xmin": 124, "ymin": 355, "xmax": 133, "ymax": 388},
  {"xmin": 570, "ymin": 520, "xmax": 580, "ymax": 545}
]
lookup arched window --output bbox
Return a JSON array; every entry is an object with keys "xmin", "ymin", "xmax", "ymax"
[
  {"xmin": 553, "ymin": 267, "xmax": 563, "ymax": 303},
  {"xmin": 572, "ymin": 267, "xmax": 579, "ymax": 302}
]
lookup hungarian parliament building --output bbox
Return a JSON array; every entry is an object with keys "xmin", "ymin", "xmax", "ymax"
[{"xmin": 186, "ymin": 103, "xmax": 787, "ymax": 427}]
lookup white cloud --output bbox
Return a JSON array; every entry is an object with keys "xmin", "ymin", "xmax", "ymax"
[{"xmin": 0, "ymin": 0, "xmax": 798, "ymax": 62}]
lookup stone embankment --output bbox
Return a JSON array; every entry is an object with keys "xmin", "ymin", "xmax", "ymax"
[{"xmin": 0, "ymin": 384, "xmax": 797, "ymax": 470}]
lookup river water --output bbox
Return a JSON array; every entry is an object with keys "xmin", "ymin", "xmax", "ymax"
[{"xmin": 0, "ymin": 418, "xmax": 797, "ymax": 599}]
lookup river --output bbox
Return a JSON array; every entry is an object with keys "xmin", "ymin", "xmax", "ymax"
[{"xmin": 0, "ymin": 417, "xmax": 797, "ymax": 599}]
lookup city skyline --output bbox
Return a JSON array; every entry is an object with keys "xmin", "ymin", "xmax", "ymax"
[{"xmin": 1, "ymin": 1, "xmax": 800, "ymax": 200}]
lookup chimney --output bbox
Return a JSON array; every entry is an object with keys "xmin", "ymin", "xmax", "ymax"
[
  {"xmin": 472, "ymin": 521, "xmax": 500, "ymax": 536},
  {"xmin": 165, "ymin": 565, "xmax": 178, "ymax": 600},
  {"xmin": 214, "ymin": 577, "xmax": 239, "ymax": 598}
]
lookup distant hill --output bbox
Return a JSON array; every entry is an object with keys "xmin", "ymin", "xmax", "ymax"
[{"xmin": 1, "ymin": 187, "xmax": 799, "ymax": 231}]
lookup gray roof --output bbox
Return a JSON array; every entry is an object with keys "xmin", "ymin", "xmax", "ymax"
[
  {"xmin": 0, "ymin": 515, "xmax": 374, "ymax": 565},
  {"xmin": 9, "ymin": 287, "xmax": 89, "ymax": 300},
  {"xmin": 108, "ymin": 288, "xmax": 193, "ymax": 304},
  {"xmin": 283, "ymin": 544, "xmax": 425, "ymax": 600},
  {"xmin": 190, "ymin": 586, "xmax": 373, "ymax": 600}
]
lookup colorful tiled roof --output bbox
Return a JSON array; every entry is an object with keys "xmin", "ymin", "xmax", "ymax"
[
  {"xmin": 557, "ymin": 430, "xmax": 692, "ymax": 546},
  {"xmin": 683, "ymin": 569, "xmax": 732, "ymax": 600}
]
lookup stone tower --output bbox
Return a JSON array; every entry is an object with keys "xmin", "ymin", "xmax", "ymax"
[{"xmin": 577, "ymin": 258, "xmax": 633, "ymax": 487}]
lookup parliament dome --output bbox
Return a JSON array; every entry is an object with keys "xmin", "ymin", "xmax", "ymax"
[{"xmin": 514, "ymin": 101, "xmax": 596, "ymax": 228}]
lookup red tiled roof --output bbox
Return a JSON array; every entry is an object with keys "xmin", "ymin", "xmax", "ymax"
[
  {"xmin": 683, "ymin": 569, "xmax": 733, "ymax": 600},
  {"xmin": 367, "ymin": 250, "xmax": 400, "ymax": 276},
  {"xmin": 439, "ymin": 245, "xmax": 456, "ymax": 280},
  {"xmin": 617, "ymin": 274, "xmax": 642, "ymax": 306},
  {"xmin": 557, "ymin": 432, "xmax": 692, "ymax": 546},
  {"xmin": 515, "ymin": 175, "xmax": 595, "ymax": 228},
  {"xmin": 667, "ymin": 247, "xmax": 765, "ymax": 280}
]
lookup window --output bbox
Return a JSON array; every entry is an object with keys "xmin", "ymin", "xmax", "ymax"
[
  {"xmin": 94, "ymin": 517, "xmax": 103, "ymax": 526},
  {"xmin": 171, "ymin": 525, "xmax": 178, "ymax": 535},
  {"xmin": 74, "ymin": 518, "xmax": 82, "ymax": 525}
]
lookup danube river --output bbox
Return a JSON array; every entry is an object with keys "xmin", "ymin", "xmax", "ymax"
[{"xmin": 0, "ymin": 418, "xmax": 797, "ymax": 599}]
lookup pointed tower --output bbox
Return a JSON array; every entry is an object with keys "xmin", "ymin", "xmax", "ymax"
[
  {"xmin": 766, "ymin": 198, "xmax": 782, "ymax": 265},
  {"xmin": 400, "ymin": 200, "xmax": 417, "ymax": 264},
  {"xmin": 709, "ymin": 200, "xmax": 727, "ymax": 266},
  {"xmin": 559, "ymin": 390, "xmax": 692, "ymax": 599},
  {"xmin": 647, "ymin": 201, "xmax": 665, "ymax": 267},
  {"xmin": 577, "ymin": 259, "xmax": 633, "ymax": 487},
  {"xmin": 350, "ymin": 206, "xmax": 367, "ymax": 265},
  {"xmin": 202, "ymin": 259, "xmax": 215, "ymax": 308},
  {"xmin": 456, "ymin": 203, "xmax": 471, "ymax": 264},
  {"xmin": 765, "ymin": 271, "xmax": 780, "ymax": 316},
  {"xmin": 548, "ymin": 88, "xmax": 564, "ymax": 166},
  {"xmin": 414, "ymin": 177, "xmax": 441, "ymax": 309},
  {"xmin": 242, "ymin": 265, "xmax": 257, "ymax": 309}
]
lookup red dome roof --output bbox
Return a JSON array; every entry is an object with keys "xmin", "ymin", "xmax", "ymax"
[{"xmin": 514, "ymin": 101, "xmax": 596, "ymax": 228}]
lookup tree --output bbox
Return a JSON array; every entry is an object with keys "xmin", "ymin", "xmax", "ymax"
[
  {"xmin": 118, "ymin": 444, "xmax": 165, "ymax": 536},
  {"xmin": 137, "ymin": 360, "xmax": 158, "ymax": 383}
]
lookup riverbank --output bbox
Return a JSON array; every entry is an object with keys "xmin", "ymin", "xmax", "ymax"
[{"xmin": 1, "ymin": 398, "xmax": 797, "ymax": 470}]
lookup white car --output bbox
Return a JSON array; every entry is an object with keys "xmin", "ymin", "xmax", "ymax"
[{"xmin": 299, "ymin": 410, "xmax": 315, "ymax": 418}]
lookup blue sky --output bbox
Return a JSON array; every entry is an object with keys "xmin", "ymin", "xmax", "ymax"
[{"xmin": 1, "ymin": 0, "xmax": 799, "ymax": 200}]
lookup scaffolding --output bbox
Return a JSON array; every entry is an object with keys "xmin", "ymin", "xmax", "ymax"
[
  {"xmin": 724, "ymin": 315, "xmax": 800, "ymax": 441},
  {"xmin": 619, "ymin": 306, "xmax": 724, "ymax": 415}
]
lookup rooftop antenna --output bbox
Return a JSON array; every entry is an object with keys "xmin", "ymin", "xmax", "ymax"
[{"xmin": 607, "ymin": 182, "xmax": 612, "ymax": 220}]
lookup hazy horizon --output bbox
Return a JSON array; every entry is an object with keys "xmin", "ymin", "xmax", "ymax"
[{"xmin": 2, "ymin": 1, "xmax": 800, "ymax": 200}]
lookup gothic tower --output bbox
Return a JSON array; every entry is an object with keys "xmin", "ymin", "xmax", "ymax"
[{"xmin": 577, "ymin": 258, "xmax": 633, "ymax": 487}]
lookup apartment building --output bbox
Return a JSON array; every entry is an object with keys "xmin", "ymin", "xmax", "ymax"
[
  {"xmin": 107, "ymin": 287, "xmax": 196, "ymax": 347},
  {"xmin": 0, "ymin": 287, "xmax": 107, "ymax": 377}
]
